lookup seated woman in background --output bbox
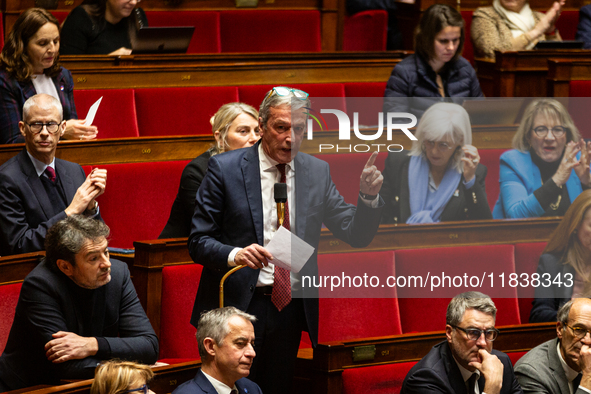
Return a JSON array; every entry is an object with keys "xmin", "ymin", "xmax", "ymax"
[
  {"xmin": 91, "ymin": 360, "xmax": 154, "ymax": 394},
  {"xmin": 493, "ymin": 99, "xmax": 590, "ymax": 219},
  {"xmin": 159, "ymin": 102, "xmax": 260, "ymax": 238},
  {"xmin": 530, "ymin": 190, "xmax": 591, "ymax": 322},
  {"xmin": 380, "ymin": 102, "xmax": 492, "ymax": 224},
  {"xmin": 60, "ymin": 0, "xmax": 147, "ymax": 55},
  {"xmin": 383, "ymin": 4, "xmax": 483, "ymax": 119},
  {"xmin": 0, "ymin": 8, "xmax": 98, "ymax": 144},
  {"xmin": 471, "ymin": 0, "xmax": 564, "ymax": 59}
]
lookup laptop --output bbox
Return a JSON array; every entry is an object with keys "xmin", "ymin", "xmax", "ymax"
[{"xmin": 131, "ymin": 26, "xmax": 195, "ymax": 54}]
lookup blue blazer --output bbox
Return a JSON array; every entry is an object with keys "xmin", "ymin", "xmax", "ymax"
[
  {"xmin": 188, "ymin": 142, "xmax": 383, "ymax": 345},
  {"xmin": 493, "ymin": 150, "xmax": 583, "ymax": 219},
  {"xmin": 0, "ymin": 149, "xmax": 94, "ymax": 256},
  {"xmin": 172, "ymin": 369, "xmax": 262, "ymax": 394}
]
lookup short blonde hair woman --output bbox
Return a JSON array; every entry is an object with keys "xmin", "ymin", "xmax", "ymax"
[{"xmin": 91, "ymin": 361, "xmax": 154, "ymax": 394}]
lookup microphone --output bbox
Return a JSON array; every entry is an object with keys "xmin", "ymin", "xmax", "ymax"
[{"xmin": 274, "ymin": 183, "xmax": 287, "ymax": 227}]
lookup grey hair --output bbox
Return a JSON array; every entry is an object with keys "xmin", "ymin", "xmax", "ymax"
[
  {"xmin": 23, "ymin": 93, "xmax": 63, "ymax": 122},
  {"xmin": 197, "ymin": 307, "xmax": 257, "ymax": 362},
  {"xmin": 512, "ymin": 98, "xmax": 580, "ymax": 152},
  {"xmin": 259, "ymin": 87, "xmax": 311, "ymax": 128},
  {"xmin": 557, "ymin": 299, "xmax": 576, "ymax": 327},
  {"xmin": 44, "ymin": 215, "xmax": 110, "ymax": 269},
  {"xmin": 409, "ymin": 102, "xmax": 472, "ymax": 173},
  {"xmin": 446, "ymin": 291, "xmax": 497, "ymax": 326},
  {"xmin": 209, "ymin": 102, "xmax": 259, "ymax": 156}
]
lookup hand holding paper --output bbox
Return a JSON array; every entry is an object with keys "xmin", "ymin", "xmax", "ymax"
[{"xmin": 266, "ymin": 227, "xmax": 315, "ymax": 273}]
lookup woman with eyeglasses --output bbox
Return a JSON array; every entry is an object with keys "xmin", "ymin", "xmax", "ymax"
[
  {"xmin": 60, "ymin": 0, "xmax": 146, "ymax": 56},
  {"xmin": 91, "ymin": 360, "xmax": 154, "ymax": 394},
  {"xmin": 530, "ymin": 190, "xmax": 591, "ymax": 322},
  {"xmin": 160, "ymin": 102, "xmax": 260, "ymax": 239},
  {"xmin": 380, "ymin": 102, "xmax": 492, "ymax": 224},
  {"xmin": 0, "ymin": 8, "xmax": 98, "ymax": 144},
  {"xmin": 493, "ymin": 99, "xmax": 591, "ymax": 219}
]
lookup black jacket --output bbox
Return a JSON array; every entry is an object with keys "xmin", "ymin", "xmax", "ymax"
[
  {"xmin": 383, "ymin": 54, "xmax": 483, "ymax": 119},
  {"xmin": 380, "ymin": 151, "xmax": 492, "ymax": 224}
]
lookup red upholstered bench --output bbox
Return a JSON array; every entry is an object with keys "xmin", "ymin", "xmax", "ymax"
[
  {"xmin": 514, "ymin": 242, "xmax": 547, "ymax": 323},
  {"xmin": 461, "ymin": 11, "xmax": 475, "ymax": 65},
  {"xmin": 145, "ymin": 11, "xmax": 221, "ymax": 54},
  {"xmin": 342, "ymin": 361, "xmax": 417, "ymax": 394},
  {"xmin": 73, "ymin": 89, "xmax": 139, "ymax": 139},
  {"xmin": 158, "ymin": 263, "xmax": 203, "ymax": 363},
  {"xmin": 556, "ymin": 10, "xmax": 579, "ymax": 40},
  {"xmin": 343, "ymin": 82, "xmax": 388, "ymax": 128},
  {"xmin": 135, "ymin": 87, "xmax": 239, "ymax": 137},
  {"xmin": 0, "ymin": 283, "xmax": 22, "ymax": 354},
  {"xmin": 95, "ymin": 160, "xmax": 190, "ymax": 248},
  {"xmin": 315, "ymin": 152, "xmax": 388, "ymax": 204},
  {"xmin": 317, "ymin": 251, "xmax": 401, "ymax": 343},
  {"xmin": 343, "ymin": 10, "xmax": 388, "ymax": 51},
  {"xmin": 507, "ymin": 351, "xmax": 528, "ymax": 366},
  {"xmin": 394, "ymin": 245, "xmax": 521, "ymax": 333},
  {"xmin": 219, "ymin": 10, "xmax": 321, "ymax": 53},
  {"xmin": 479, "ymin": 148, "xmax": 508, "ymax": 212}
]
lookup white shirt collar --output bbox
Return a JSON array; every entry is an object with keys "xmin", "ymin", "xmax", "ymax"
[
  {"xmin": 557, "ymin": 341, "xmax": 581, "ymax": 383},
  {"xmin": 258, "ymin": 142, "xmax": 295, "ymax": 174},
  {"xmin": 26, "ymin": 151, "xmax": 55, "ymax": 178},
  {"xmin": 453, "ymin": 355, "xmax": 481, "ymax": 383},
  {"xmin": 201, "ymin": 369, "xmax": 238, "ymax": 394}
]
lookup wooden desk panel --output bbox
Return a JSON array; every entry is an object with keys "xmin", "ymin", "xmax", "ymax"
[{"xmin": 547, "ymin": 59, "xmax": 591, "ymax": 96}]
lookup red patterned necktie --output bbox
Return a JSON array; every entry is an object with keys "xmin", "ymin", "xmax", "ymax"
[
  {"xmin": 272, "ymin": 164, "xmax": 292, "ymax": 311},
  {"xmin": 44, "ymin": 166, "xmax": 56, "ymax": 183}
]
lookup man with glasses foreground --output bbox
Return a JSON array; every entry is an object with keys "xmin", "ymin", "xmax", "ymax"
[
  {"xmin": 188, "ymin": 86, "xmax": 384, "ymax": 394},
  {"xmin": 515, "ymin": 298, "xmax": 591, "ymax": 393},
  {"xmin": 0, "ymin": 93, "xmax": 107, "ymax": 256},
  {"xmin": 401, "ymin": 292, "xmax": 523, "ymax": 394},
  {"xmin": 0, "ymin": 215, "xmax": 158, "ymax": 391}
]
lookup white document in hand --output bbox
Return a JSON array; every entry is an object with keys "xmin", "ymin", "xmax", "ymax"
[
  {"xmin": 84, "ymin": 97, "xmax": 103, "ymax": 126},
  {"xmin": 265, "ymin": 226, "xmax": 315, "ymax": 274}
]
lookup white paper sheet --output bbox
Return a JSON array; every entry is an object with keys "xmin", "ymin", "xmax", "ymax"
[
  {"xmin": 84, "ymin": 97, "xmax": 103, "ymax": 126},
  {"xmin": 265, "ymin": 226, "xmax": 314, "ymax": 274}
]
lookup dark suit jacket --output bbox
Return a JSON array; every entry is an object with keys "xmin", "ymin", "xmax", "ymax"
[
  {"xmin": 0, "ymin": 149, "xmax": 90, "ymax": 256},
  {"xmin": 529, "ymin": 253, "xmax": 575, "ymax": 323},
  {"xmin": 172, "ymin": 369, "xmax": 262, "ymax": 394},
  {"xmin": 160, "ymin": 150, "xmax": 211, "ymax": 239},
  {"xmin": 188, "ymin": 142, "xmax": 383, "ymax": 345},
  {"xmin": 401, "ymin": 341, "xmax": 523, "ymax": 394},
  {"xmin": 380, "ymin": 151, "xmax": 492, "ymax": 224},
  {"xmin": 577, "ymin": 5, "xmax": 591, "ymax": 49},
  {"xmin": 515, "ymin": 338, "xmax": 585, "ymax": 394},
  {"xmin": 0, "ymin": 259, "xmax": 158, "ymax": 391}
]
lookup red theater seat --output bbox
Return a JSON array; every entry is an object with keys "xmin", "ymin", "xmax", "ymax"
[
  {"xmin": 514, "ymin": 242, "xmax": 547, "ymax": 323},
  {"xmin": 159, "ymin": 263, "xmax": 203, "ymax": 362},
  {"xmin": 73, "ymin": 89, "xmax": 139, "ymax": 139},
  {"xmin": 342, "ymin": 362, "xmax": 417, "ymax": 394},
  {"xmin": 96, "ymin": 160, "xmax": 190, "ymax": 248},
  {"xmin": 568, "ymin": 96, "xmax": 591, "ymax": 139},
  {"xmin": 135, "ymin": 87, "xmax": 239, "ymax": 137},
  {"xmin": 145, "ymin": 11, "xmax": 221, "ymax": 54},
  {"xmin": 52, "ymin": 11, "xmax": 69, "ymax": 25},
  {"xmin": 556, "ymin": 10, "xmax": 579, "ymax": 40},
  {"xmin": 479, "ymin": 148, "xmax": 508, "ymax": 212},
  {"xmin": 317, "ymin": 152, "xmax": 388, "ymax": 204},
  {"xmin": 344, "ymin": 82, "xmax": 388, "ymax": 128},
  {"xmin": 507, "ymin": 351, "xmax": 527, "ymax": 366},
  {"xmin": 395, "ymin": 245, "xmax": 520, "ymax": 333},
  {"xmin": 0, "ymin": 283, "xmax": 22, "ymax": 354},
  {"xmin": 317, "ymin": 251, "xmax": 401, "ymax": 343},
  {"xmin": 219, "ymin": 10, "xmax": 321, "ymax": 53},
  {"xmin": 461, "ymin": 11, "xmax": 475, "ymax": 65},
  {"xmin": 343, "ymin": 10, "xmax": 388, "ymax": 51}
]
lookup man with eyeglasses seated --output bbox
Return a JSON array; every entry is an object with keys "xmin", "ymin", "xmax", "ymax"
[
  {"xmin": 0, "ymin": 93, "xmax": 107, "ymax": 256},
  {"xmin": 515, "ymin": 298, "xmax": 591, "ymax": 393},
  {"xmin": 401, "ymin": 292, "xmax": 523, "ymax": 394},
  {"xmin": 173, "ymin": 307, "xmax": 261, "ymax": 394},
  {"xmin": 0, "ymin": 215, "xmax": 159, "ymax": 392},
  {"xmin": 188, "ymin": 86, "xmax": 384, "ymax": 394}
]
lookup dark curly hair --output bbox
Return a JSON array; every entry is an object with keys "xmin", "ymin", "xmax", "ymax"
[{"xmin": 1, "ymin": 8, "xmax": 61, "ymax": 82}]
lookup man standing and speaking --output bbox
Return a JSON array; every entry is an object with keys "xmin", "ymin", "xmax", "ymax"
[{"xmin": 188, "ymin": 86, "xmax": 384, "ymax": 393}]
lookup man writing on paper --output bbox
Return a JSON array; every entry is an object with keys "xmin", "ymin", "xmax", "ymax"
[
  {"xmin": 0, "ymin": 93, "xmax": 107, "ymax": 256},
  {"xmin": 188, "ymin": 86, "xmax": 384, "ymax": 394}
]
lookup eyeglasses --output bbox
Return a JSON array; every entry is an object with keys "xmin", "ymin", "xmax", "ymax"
[
  {"xmin": 424, "ymin": 140, "xmax": 454, "ymax": 151},
  {"xmin": 453, "ymin": 325, "xmax": 499, "ymax": 342},
  {"xmin": 532, "ymin": 126, "xmax": 567, "ymax": 138},
  {"xmin": 267, "ymin": 86, "xmax": 309, "ymax": 101},
  {"xmin": 26, "ymin": 121, "xmax": 63, "ymax": 135},
  {"xmin": 124, "ymin": 384, "xmax": 149, "ymax": 394},
  {"xmin": 565, "ymin": 324, "xmax": 591, "ymax": 340}
]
